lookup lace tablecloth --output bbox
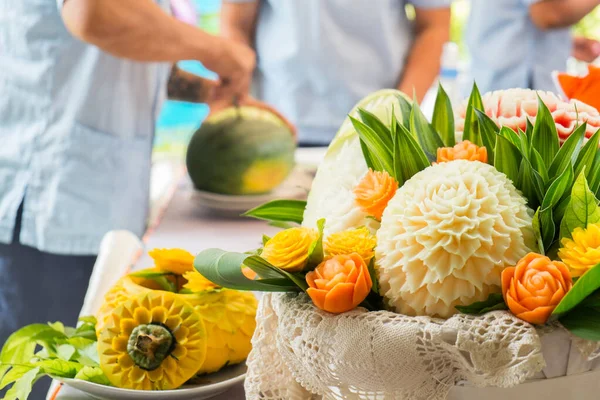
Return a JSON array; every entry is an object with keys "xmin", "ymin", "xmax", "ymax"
[{"xmin": 245, "ymin": 293, "xmax": 600, "ymax": 400}]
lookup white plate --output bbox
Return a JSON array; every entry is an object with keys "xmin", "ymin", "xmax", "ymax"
[
  {"xmin": 58, "ymin": 363, "xmax": 246, "ymax": 400},
  {"xmin": 190, "ymin": 165, "xmax": 314, "ymax": 214}
]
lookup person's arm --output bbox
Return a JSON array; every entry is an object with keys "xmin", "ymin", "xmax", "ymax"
[
  {"xmin": 398, "ymin": 7, "xmax": 450, "ymax": 102},
  {"xmin": 220, "ymin": 0, "xmax": 260, "ymax": 47},
  {"xmin": 61, "ymin": 0, "xmax": 255, "ymax": 99},
  {"xmin": 529, "ymin": 0, "xmax": 600, "ymax": 30},
  {"xmin": 167, "ymin": 65, "xmax": 218, "ymax": 103}
]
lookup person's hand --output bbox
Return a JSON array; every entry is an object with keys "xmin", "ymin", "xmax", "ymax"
[
  {"xmin": 207, "ymin": 95, "xmax": 297, "ymax": 138},
  {"xmin": 203, "ymin": 38, "xmax": 256, "ymax": 102},
  {"xmin": 573, "ymin": 36, "xmax": 600, "ymax": 63}
]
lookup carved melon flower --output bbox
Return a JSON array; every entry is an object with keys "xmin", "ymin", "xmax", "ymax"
[
  {"xmin": 376, "ymin": 160, "xmax": 535, "ymax": 318},
  {"xmin": 149, "ymin": 248, "xmax": 195, "ymax": 275},
  {"xmin": 182, "ymin": 270, "xmax": 219, "ymax": 293},
  {"xmin": 325, "ymin": 227, "xmax": 377, "ymax": 262},
  {"xmin": 261, "ymin": 227, "xmax": 318, "ymax": 272},
  {"xmin": 97, "ymin": 291, "xmax": 207, "ymax": 390},
  {"xmin": 303, "ymin": 135, "xmax": 380, "ymax": 236},
  {"xmin": 455, "ymin": 88, "xmax": 600, "ymax": 143},
  {"xmin": 354, "ymin": 169, "xmax": 398, "ymax": 220},
  {"xmin": 436, "ymin": 140, "xmax": 488, "ymax": 164},
  {"xmin": 558, "ymin": 222, "xmax": 600, "ymax": 277}
]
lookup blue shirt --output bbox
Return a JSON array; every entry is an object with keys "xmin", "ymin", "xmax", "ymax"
[
  {"xmin": 0, "ymin": 0, "xmax": 171, "ymax": 255},
  {"xmin": 228, "ymin": 0, "xmax": 450, "ymax": 145},
  {"xmin": 467, "ymin": 0, "xmax": 571, "ymax": 92}
]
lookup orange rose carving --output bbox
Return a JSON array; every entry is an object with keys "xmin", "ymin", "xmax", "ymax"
[
  {"xmin": 354, "ymin": 169, "xmax": 398, "ymax": 220},
  {"xmin": 502, "ymin": 253, "xmax": 572, "ymax": 325},
  {"xmin": 306, "ymin": 253, "xmax": 372, "ymax": 314},
  {"xmin": 436, "ymin": 140, "xmax": 488, "ymax": 164}
]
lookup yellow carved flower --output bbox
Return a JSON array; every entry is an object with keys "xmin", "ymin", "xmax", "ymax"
[
  {"xmin": 325, "ymin": 227, "xmax": 377, "ymax": 262},
  {"xmin": 97, "ymin": 291, "xmax": 207, "ymax": 390},
  {"xmin": 182, "ymin": 270, "xmax": 219, "ymax": 293},
  {"xmin": 149, "ymin": 248, "xmax": 195, "ymax": 275},
  {"xmin": 559, "ymin": 223, "xmax": 600, "ymax": 277},
  {"xmin": 261, "ymin": 227, "xmax": 319, "ymax": 272}
]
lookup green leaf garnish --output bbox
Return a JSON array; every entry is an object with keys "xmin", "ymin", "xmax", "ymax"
[
  {"xmin": 530, "ymin": 148, "xmax": 549, "ymax": 185},
  {"xmin": 350, "ymin": 115, "xmax": 395, "ymax": 176},
  {"xmin": 431, "ymin": 83, "xmax": 455, "ymax": 147},
  {"xmin": 532, "ymin": 209, "xmax": 545, "ymax": 254},
  {"xmin": 559, "ymin": 169, "xmax": 600, "ymax": 240},
  {"xmin": 410, "ymin": 100, "xmax": 445, "ymax": 160},
  {"xmin": 396, "ymin": 94, "xmax": 413, "ymax": 128},
  {"xmin": 194, "ymin": 249, "xmax": 304, "ymax": 292},
  {"xmin": 531, "ymin": 95, "xmax": 560, "ymax": 168},
  {"xmin": 462, "ymin": 83, "xmax": 484, "ymax": 144},
  {"xmin": 455, "ymin": 293, "xmax": 507, "ymax": 315},
  {"xmin": 574, "ymin": 126, "xmax": 599, "ymax": 180},
  {"xmin": 587, "ymin": 149, "xmax": 600, "ymax": 196},
  {"xmin": 306, "ymin": 219, "xmax": 325, "ymax": 270},
  {"xmin": 494, "ymin": 131, "xmax": 522, "ymax": 184},
  {"xmin": 358, "ymin": 108, "xmax": 393, "ymax": 152},
  {"xmin": 2, "ymin": 367, "xmax": 39, "ymax": 400},
  {"xmin": 74, "ymin": 366, "xmax": 111, "ymax": 386},
  {"xmin": 541, "ymin": 165, "xmax": 573, "ymax": 212},
  {"xmin": 553, "ymin": 263, "xmax": 600, "ymax": 318},
  {"xmin": 473, "ymin": 109, "xmax": 499, "ymax": 164},
  {"xmin": 559, "ymin": 306, "xmax": 600, "ymax": 341},
  {"xmin": 367, "ymin": 258, "xmax": 379, "ymax": 295},
  {"xmin": 393, "ymin": 122, "xmax": 430, "ymax": 185},
  {"xmin": 243, "ymin": 199, "xmax": 307, "ymax": 225},
  {"xmin": 548, "ymin": 122, "xmax": 585, "ymax": 179}
]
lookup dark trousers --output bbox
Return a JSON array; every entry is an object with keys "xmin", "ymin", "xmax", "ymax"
[{"xmin": 0, "ymin": 207, "xmax": 96, "ymax": 399}]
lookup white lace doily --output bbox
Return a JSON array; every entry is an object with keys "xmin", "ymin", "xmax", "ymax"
[{"xmin": 245, "ymin": 293, "xmax": 598, "ymax": 400}]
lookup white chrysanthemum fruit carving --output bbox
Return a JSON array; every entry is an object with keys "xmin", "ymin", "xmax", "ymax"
[{"xmin": 376, "ymin": 160, "xmax": 535, "ymax": 318}]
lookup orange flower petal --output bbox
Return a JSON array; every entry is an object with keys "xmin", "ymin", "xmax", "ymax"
[
  {"xmin": 517, "ymin": 306, "xmax": 555, "ymax": 325},
  {"xmin": 506, "ymin": 292, "xmax": 530, "ymax": 315},
  {"xmin": 307, "ymin": 288, "xmax": 328, "ymax": 310},
  {"xmin": 323, "ymin": 283, "xmax": 356, "ymax": 313},
  {"xmin": 307, "ymin": 254, "xmax": 373, "ymax": 314},
  {"xmin": 501, "ymin": 267, "xmax": 516, "ymax": 296},
  {"xmin": 354, "ymin": 169, "xmax": 398, "ymax": 220},
  {"xmin": 436, "ymin": 140, "xmax": 488, "ymax": 164},
  {"xmin": 352, "ymin": 268, "xmax": 371, "ymax": 307}
]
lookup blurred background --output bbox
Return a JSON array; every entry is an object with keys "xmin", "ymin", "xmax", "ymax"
[{"xmin": 153, "ymin": 0, "xmax": 600, "ymax": 160}]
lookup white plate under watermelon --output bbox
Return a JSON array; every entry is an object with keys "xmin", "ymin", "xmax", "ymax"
[{"xmin": 191, "ymin": 148, "xmax": 327, "ymax": 214}]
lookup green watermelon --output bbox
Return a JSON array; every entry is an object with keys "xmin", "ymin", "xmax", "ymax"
[{"xmin": 186, "ymin": 106, "xmax": 296, "ymax": 195}]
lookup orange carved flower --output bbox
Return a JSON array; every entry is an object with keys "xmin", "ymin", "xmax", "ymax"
[
  {"xmin": 501, "ymin": 253, "xmax": 572, "ymax": 325},
  {"xmin": 436, "ymin": 140, "xmax": 488, "ymax": 164},
  {"xmin": 354, "ymin": 169, "xmax": 398, "ymax": 220},
  {"xmin": 306, "ymin": 253, "xmax": 372, "ymax": 314}
]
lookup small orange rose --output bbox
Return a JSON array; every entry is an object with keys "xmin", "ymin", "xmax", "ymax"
[
  {"xmin": 354, "ymin": 169, "xmax": 398, "ymax": 220},
  {"xmin": 502, "ymin": 253, "xmax": 573, "ymax": 325},
  {"xmin": 436, "ymin": 140, "xmax": 488, "ymax": 164},
  {"xmin": 306, "ymin": 253, "xmax": 373, "ymax": 314}
]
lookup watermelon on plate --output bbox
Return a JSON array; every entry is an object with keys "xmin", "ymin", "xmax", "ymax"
[{"xmin": 186, "ymin": 106, "xmax": 296, "ymax": 196}]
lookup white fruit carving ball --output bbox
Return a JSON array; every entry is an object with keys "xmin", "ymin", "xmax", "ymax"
[{"xmin": 376, "ymin": 160, "xmax": 535, "ymax": 318}]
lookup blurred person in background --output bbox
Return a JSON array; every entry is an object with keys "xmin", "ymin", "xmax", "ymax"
[
  {"xmin": 218, "ymin": 0, "xmax": 452, "ymax": 146},
  {"xmin": 0, "ymin": 0, "xmax": 253, "ymax": 391},
  {"xmin": 468, "ymin": 0, "xmax": 600, "ymax": 93}
]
